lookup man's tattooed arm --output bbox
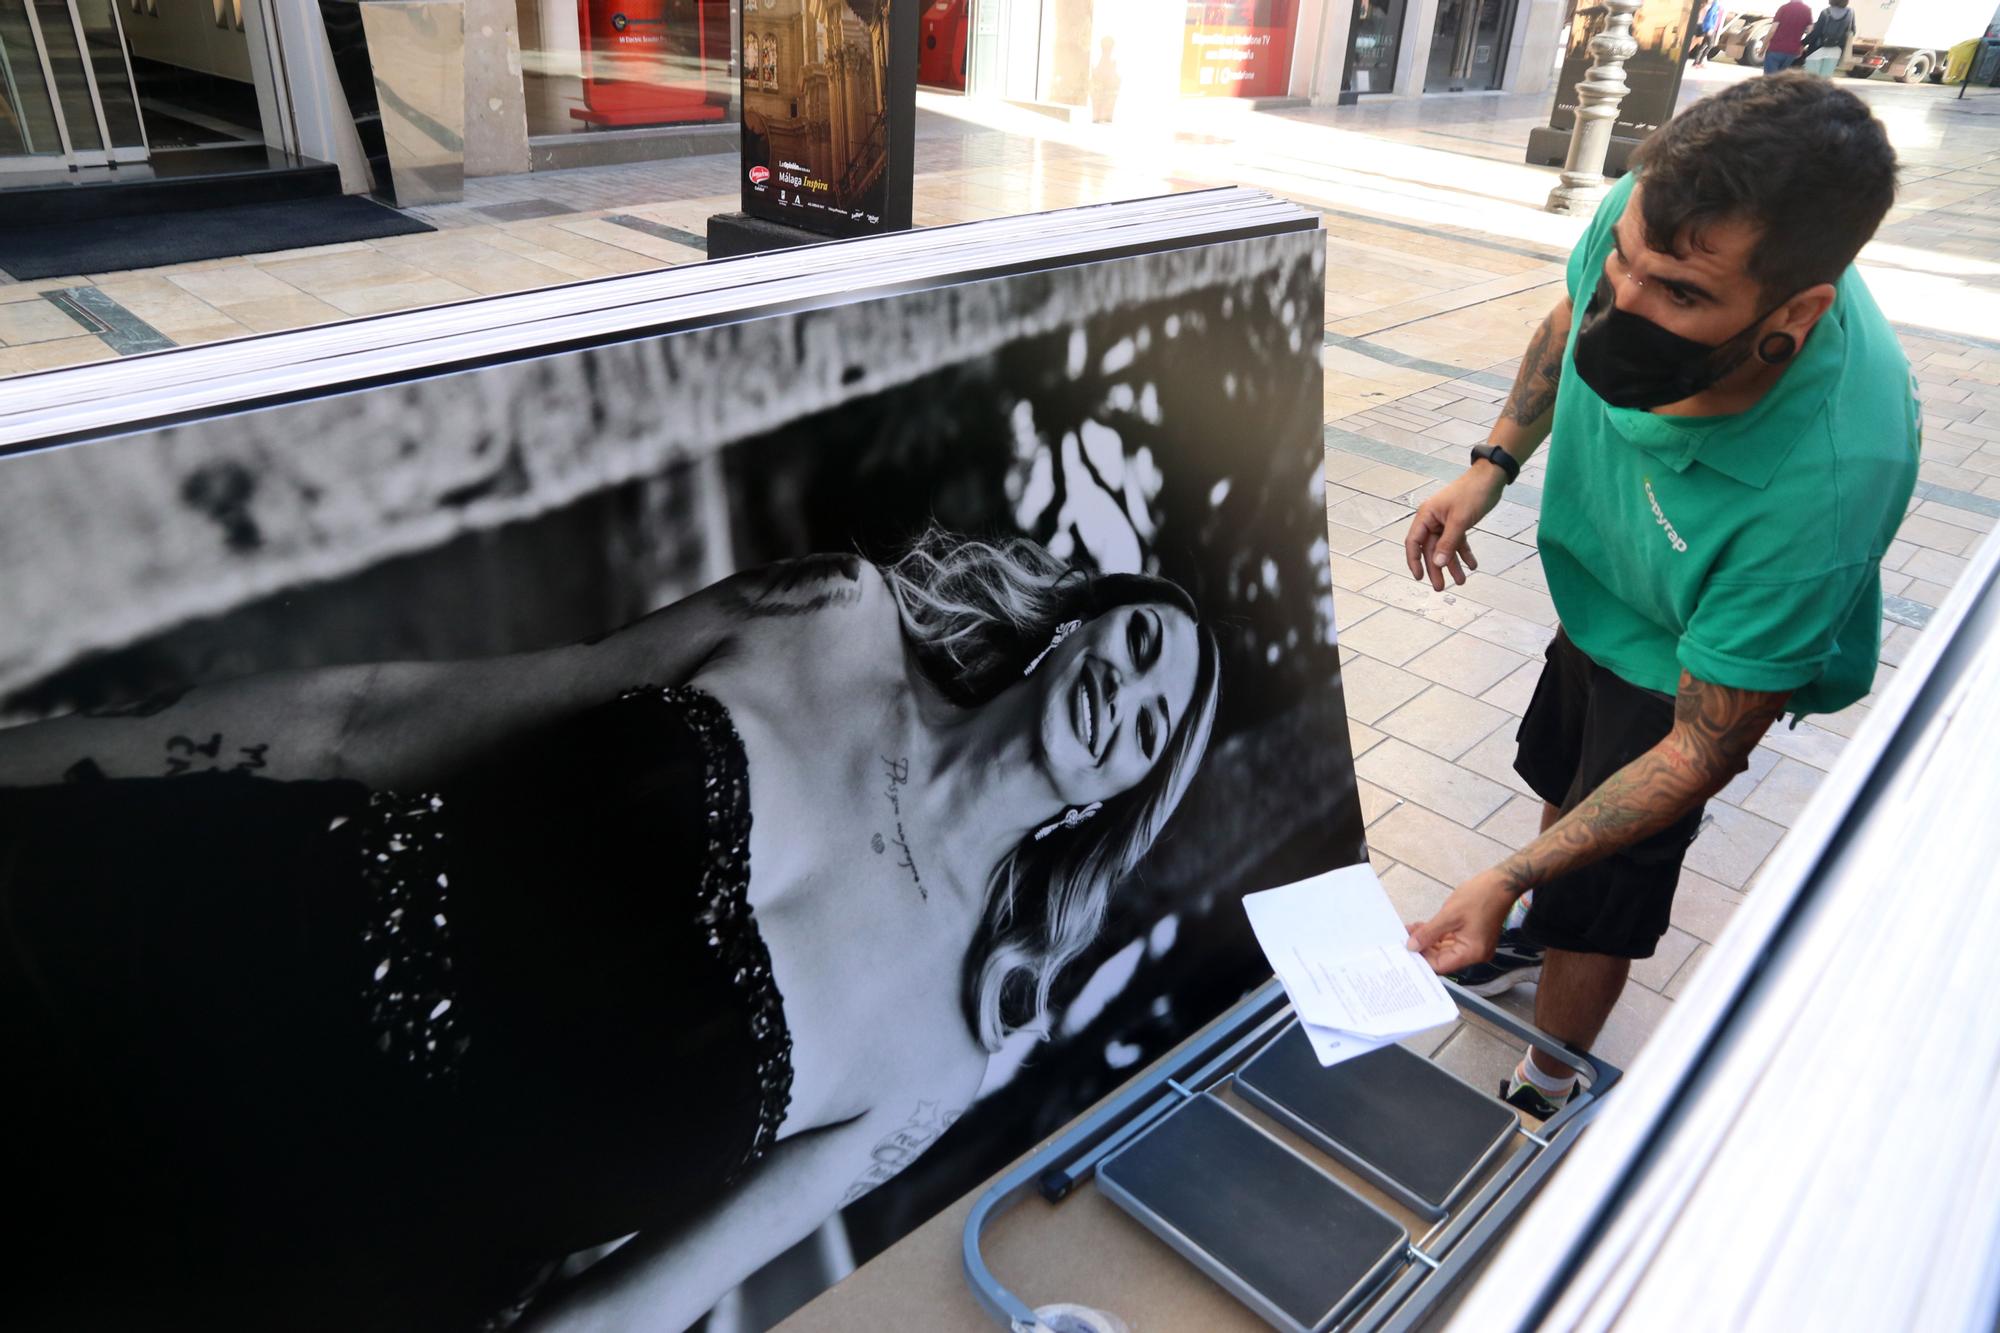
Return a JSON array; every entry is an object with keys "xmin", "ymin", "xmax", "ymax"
[
  {"xmin": 1492, "ymin": 672, "xmax": 1789, "ymax": 896},
  {"xmin": 1500, "ymin": 304, "xmax": 1569, "ymax": 431},
  {"xmin": 721, "ymin": 553, "xmax": 865, "ymax": 620},
  {"xmin": 838, "ymin": 1101, "xmax": 961, "ymax": 1207}
]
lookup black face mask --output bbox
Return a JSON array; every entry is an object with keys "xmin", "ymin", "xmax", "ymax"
[{"xmin": 1572, "ymin": 272, "xmax": 1786, "ymax": 410}]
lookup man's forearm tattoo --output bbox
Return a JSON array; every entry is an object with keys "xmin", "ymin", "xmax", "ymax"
[
  {"xmin": 875, "ymin": 755, "xmax": 926, "ymax": 900},
  {"xmin": 840, "ymin": 1101, "xmax": 960, "ymax": 1206},
  {"xmin": 164, "ymin": 733, "xmax": 271, "ymax": 777},
  {"xmin": 1500, "ymin": 313, "xmax": 1565, "ymax": 428},
  {"xmin": 1494, "ymin": 674, "xmax": 1787, "ymax": 895},
  {"xmin": 725, "ymin": 553, "xmax": 864, "ymax": 619}
]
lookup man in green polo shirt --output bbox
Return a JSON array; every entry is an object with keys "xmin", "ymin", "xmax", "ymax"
[{"xmin": 1402, "ymin": 73, "xmax": 1918, "ymax": 1116}]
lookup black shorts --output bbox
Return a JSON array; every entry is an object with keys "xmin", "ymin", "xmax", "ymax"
[{"xmin": 1512, "ymin": 628, "xmax": 1704, "ymax": 960}]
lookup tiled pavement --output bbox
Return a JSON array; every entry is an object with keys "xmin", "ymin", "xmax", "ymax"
[{"xmin": 5, "ymin": 66, "xmax": 1999, "ymax": 1086}]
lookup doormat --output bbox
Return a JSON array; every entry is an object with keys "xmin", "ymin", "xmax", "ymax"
[{"xmin": 0, "ymin": 195, "xmax": 434, "ymax": 281}]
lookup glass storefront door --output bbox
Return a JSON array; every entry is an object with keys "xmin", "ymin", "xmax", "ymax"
[
  {"xmin": 1340, "ymin": 0, "xmax": 1404, "ymax": 94},
  {"xmin": 2, "ymin": 0, "xmax": 149, "ymax": 169},
  {"xmin": 1424, "ymin": 0, "xmax": 1514, "ymax": 91}
]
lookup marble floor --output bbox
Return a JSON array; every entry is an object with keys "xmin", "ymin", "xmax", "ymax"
[{"xmin": 5, "ymin": 63, "xmax": 1998, "ymax": 1087}]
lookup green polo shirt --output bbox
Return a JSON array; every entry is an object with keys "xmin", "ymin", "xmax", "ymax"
[{"xmin": 1537, "ymin": 172, "xmax": 1921, "ymax": 718}]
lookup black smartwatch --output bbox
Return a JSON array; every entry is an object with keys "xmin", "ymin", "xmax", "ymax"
[{"xmin": 1470, "ymin": 443, "xmax": 1520, "ymax": 485}]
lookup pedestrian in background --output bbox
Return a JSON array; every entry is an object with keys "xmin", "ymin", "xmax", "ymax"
[
  {"xmin": 1765, "ymin": 0, "xmax": 1813, "ymax": 71},
  {"xmin": 1800, "ymin": 0, "xmax": 1857, "ymax": 75},
  {"xmin": 1691, "ymin": 0, "xmax": 1724, "ymax": 65}
]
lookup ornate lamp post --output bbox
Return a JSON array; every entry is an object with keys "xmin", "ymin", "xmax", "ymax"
[{"xmin": 1547, "ymin": 0, "xmax": 1643, "ymax": 216}]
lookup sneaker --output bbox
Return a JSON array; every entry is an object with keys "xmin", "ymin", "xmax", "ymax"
[
  {"xmin": 1499, "ymin": 1076, "xmax": 1571, "ymax": 1121},
  {"xmin": 1448, "ymin": 928, "xmax": 1544, "ymax": 997}
]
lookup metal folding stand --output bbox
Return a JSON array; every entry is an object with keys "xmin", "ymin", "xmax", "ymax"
[{"xmin": 961, "ymin": 978, "xmax": 1620, "ymax": 1333}]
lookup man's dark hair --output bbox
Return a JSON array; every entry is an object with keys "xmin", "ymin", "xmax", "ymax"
[{"xmin": 1630, "ymin": 71, "xmax": 1896, "ymax": 297}]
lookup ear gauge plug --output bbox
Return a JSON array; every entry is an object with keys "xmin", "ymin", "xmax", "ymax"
[{"xmin": 1758, "ymin": 332, "xmax": 1798, "ymax": 365}]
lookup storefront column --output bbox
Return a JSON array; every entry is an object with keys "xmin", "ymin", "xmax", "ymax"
[
  {"xmin": 1393, "ymin": 0, "xmax": 1442, "ymax": 93},
  {"xmin": 1306, "ymin": 0, "xmax": 1354, "ymax": 103},
  {"xmin": 464, "ymin": 0, "xmax": 531, "ymax": 175},
  {"xmin": 1288, "ymin": 0, "xmax": 1330, "ymax": 97},
  {"xmin": 1502, "ymin": 0, "xmax": 1564, "ymax": 93}
]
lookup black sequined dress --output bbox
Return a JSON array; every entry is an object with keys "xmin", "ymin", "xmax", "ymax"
[{"xmin": 0, "ymin": 687, "xmax": 792, "ymax": 1333}]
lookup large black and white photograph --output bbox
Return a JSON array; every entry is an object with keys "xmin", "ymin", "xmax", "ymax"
[{"xmin": 0, "ymin": 230, "xmax": 1362, "ymax": 1333}]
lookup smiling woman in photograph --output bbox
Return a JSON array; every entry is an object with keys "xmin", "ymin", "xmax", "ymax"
[{"xmin": 0, "ymin": 526, "xmax": 1220, "ymax": 1333}]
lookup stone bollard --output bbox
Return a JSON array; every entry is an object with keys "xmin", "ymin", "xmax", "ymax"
[{"xmin": 1546, "ymin": 0, "xmax": 1642, "ymax": 217}]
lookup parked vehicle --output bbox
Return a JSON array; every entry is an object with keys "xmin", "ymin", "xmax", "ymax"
[
  {"xmin": 1844, "ymin": 0, "xmax": 2000, "ymax": 81},
  {"xmin": 1717, "ymin": 8, "xmax": 1779, "ymax": 64}
]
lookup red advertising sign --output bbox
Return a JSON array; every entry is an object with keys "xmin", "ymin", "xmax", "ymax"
[
  {"xmin": 1181, "ymin": 1, "xmax": 1299, "ymax": 98},
  {"xmin": 573, "ymin": 0, "xmax": 729, "ymax": 127}
]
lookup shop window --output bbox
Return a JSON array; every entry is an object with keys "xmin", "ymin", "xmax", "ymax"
[
  {"xmin": 1341, "ymin": 0, "xmax": 1405, "ymax": 93},
  {"xmin": 515, "ymin": 0, "xmax": 733, "ymax": 136}
]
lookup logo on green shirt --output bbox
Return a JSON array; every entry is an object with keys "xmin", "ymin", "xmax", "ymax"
[{"xmin": 1642, "ymin": 476, "xmax": 1689, "ymax": 554}]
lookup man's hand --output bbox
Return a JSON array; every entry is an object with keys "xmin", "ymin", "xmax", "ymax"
[
  {"xmin": 1406, "ymin": 868, "xmax": 1518, "ymax": 973},
  {"xmin": 1404, "ymin": 465, "xmax": 1506, "ymax": 591}
]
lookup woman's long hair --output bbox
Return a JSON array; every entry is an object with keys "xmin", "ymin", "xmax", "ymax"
[{"xmin": 882, "ymin": 529, "xmax": 1221, "ymax": 1052}]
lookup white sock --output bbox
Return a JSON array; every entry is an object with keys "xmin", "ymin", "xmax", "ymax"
[{"xmin": 1515, "ymin": 1051, "xmax": 1577, "ymax": 1098}]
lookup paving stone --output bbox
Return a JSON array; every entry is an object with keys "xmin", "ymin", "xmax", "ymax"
[
  {"xmin": 1901, "ymin": 546, "xmax": 1971, "ymax": 586},
  {"xmin": 1327, "ymin": 492, "xmax": 1416, "ymax": 532},
  {"xmin": 1348, "ymin": 718, "xmax": 1387, "ymax": 759},
  {"xmin": 1740, "ymin": 756, "xmax": 1828, "ymax": 827},
  {"xmin": 1352, "ymin": 540, "xmax": 1418, "ymax": 576},
  {"xmin": 1716, "ymin": 743, "xmax": 1781, "ymax": 806},
  {"xmin": 1325, "ymin": 520, "xmax": 1382, "ymax": 555},
  {"xmin": 1379, "ymin": 862, "xmax": 1452, "ymax": 925},
  {"xmin": 1671, "ymin": 869, "xmax": 1746, "ymax": 944},
  {"xmin": 1481, "ymin": 660, "xmax": 1542, "ymax": 716},
  {"xmin": 1356, "ymin": 778, "xmax": 1405, "ymax": 827},
  {"xmin": 1333, "ymin": 588, "xmax": 1387, "ymax": 633},
  {"xmin": 1455, "ymin": 726, "xmax": 1539, "ymax": 799},
  {"xmin": 1665, "ymin": 943, "xmax": 1711, "ymax": 1000},
  {"xmin": 1476, "ymin": 794, "xmax": 1546, "ymax": 850},
  {"xmin": 1459, "ymin": 605, "xmax": 1554, "ymax": 658},
  {"xmin": 1903, "ymin": 577, "xmax": 1952, "ymax": 607},
  {"xmin": 1338, "ymin": 605, "xmax": 1454, "ymax": 666},
  {"xmin": 1340, "ymin": 655, "xmax": 1432, "ymax": 724},
  {"xmin": 1758, "ymin": 720, "xmax": 1849, "ymax": 773},
  {"xmin": 1811, "ymin": 702, "xmax": 1873, "ymax": 740},
  {"xmin": 1368, "ymin": 802, "xmax": 1512, "ymax": 887},
  {"xmin": 1344, "ymin": 462, "xmax": 1436, "ymax": 499},
  {"xmin": 1683, "ymin": 802, "xmax": 1787, "ymax": 890},
  {"xmin": 1464, "ymin": 534, "xmax": 1536, "ymax": 576},
  {"xmin": 1355, "ymin": 573, "xmax": 1490, "ymax": 629},
  {"xmin": 1451, "ymin": 571, "xmax": 1560, "ymax": 626},
  {"xmin": 1421, "ymin": 417, "xmax": 1488, "ymax": 448},
  {"xmin": 1378, "ymin": 684, "xmax": 1511, "ymax": 760},
  {"xmin": 1631, "ymin": 926, "xmax": 1702, "ymax": 994},
  {"xmin": 1880, "ymin": 622, "xmax": 1925, "ymax": 667},
  {"xmin": 1895, "ymin": 513, "xmax": 1981, "ymax": 555},
  {"xmin": 1431, "ymin": 1022, "xmax": 1521, "ymax": 1097},
  {"xmin": 1356, "ymin": 737, "xmax": 1513, "ymax": 828},
  {"xmin": 1323, "ymin": 450, "xmax": 1383, "ymax": 486},
  {"xmin": 1590, "ymin": 982, "xmax": 1674, "ymax": 1071},
  {"xmin": 1914, "ymin": 499, "xmax": 1994, "ymax": 533},
  {"xmin": 1408, "ymin": 633, "xmax": 1531, "ymax": 696}
]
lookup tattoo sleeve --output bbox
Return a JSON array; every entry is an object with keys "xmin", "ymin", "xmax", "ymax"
[
  {"xmin": 839, "ymin": 1101, "xmax": 960, "ymax": 1207},
  {"xmin": 1499, "ymin": 307, "xmax": 1567, "ymax": 431},
  {"xmin": 722, "ymin": 553, "xmax": 864, "ymax": 620},
  {"xmin": 1493, "ymin": 673, "xmax": 1789, "ymax": 895}
]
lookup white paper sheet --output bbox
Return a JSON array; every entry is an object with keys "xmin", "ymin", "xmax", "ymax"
[{"xmin": 1243, "ymin": 865, "xmax": 1457, "ymax": 1052}]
